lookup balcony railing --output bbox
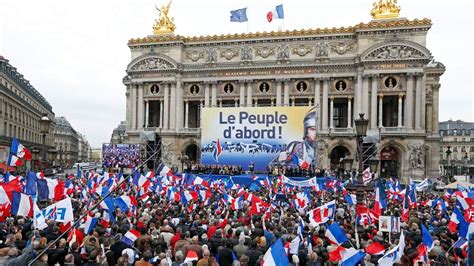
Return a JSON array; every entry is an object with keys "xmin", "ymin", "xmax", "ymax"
[{"xmin": 181, "ymin": 128, "xmax": 201, "ymax": 134}]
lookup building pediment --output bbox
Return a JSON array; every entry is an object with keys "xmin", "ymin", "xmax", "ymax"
[
  {"xmin": 360, "ymin": 40, "xmax": 432, "ymax": 63},
  {"xmin": 127, "ymin": 54, "xmax": 178, "ymax": 72}
]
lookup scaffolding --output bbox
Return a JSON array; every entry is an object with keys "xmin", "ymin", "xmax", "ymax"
[{"xmin": 139, "ymin": 131, "xmax": 162, "ymax": 171}]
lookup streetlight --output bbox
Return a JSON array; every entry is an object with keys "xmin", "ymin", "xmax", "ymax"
[
  {"xmin": 342, "ymin": 155, "xmax": 354, "ymax": 179},
  {"xmin": 353, "ymin": 113, "xmax": 369, "ymax": 203},
  {"xmin": 178, "ymin": 153, "xmax": 188, "ymax": 173},
  {"xmin": 463, "ymin": 152, "xmax": 468, "ymax": 176},
  {"xmin": 445, "ymin": 146, "xmax": 452, "ymax": 183},
  {"xmin": 39, "ymin": 114, "xmax": 51, "ymax": 164}
]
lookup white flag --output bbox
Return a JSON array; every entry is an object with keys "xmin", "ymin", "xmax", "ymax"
[
  {"xmin": 41, "ymin": 197, "xmax": 74, "ymax": 223},
  {"xmin": 33, "ymin": 202, "xmax": 47, "ymax": 230}
]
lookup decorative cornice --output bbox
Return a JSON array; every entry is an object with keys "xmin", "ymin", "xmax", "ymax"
[{"xmin": 128, "ymin": 18, "xmax": 432, "ymax": 45}]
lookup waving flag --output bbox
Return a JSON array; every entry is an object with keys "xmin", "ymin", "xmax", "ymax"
[
  {"xmin": 156, "ymin": 163, "xmax": 173, "ymax": 177},
  {"xmin": 325, "ymin": 222, "xmax": 348, "ymax": 245},
  {"xmin": 0, "ymin": 179, "xmax": 22, "ymax": 204},
  {"xmin": 122, "ymin": 229, "xmax": 140, "ymax": 246},
  {"xmin": 11, "ymin": 191, "xmax": 33, "ymax": 217},
  {"xmin": 37, "ymin": 178, "xmax": 65, "ymax": 201},
  {"xmin": 82, "ymin": 215, "xmax": 98, "ymax": 235},
  {"xmin": 365, "ymin": 242, "xmax": 386, "ymax": 255},
  {"xmin": 261, "ymin": 238, "xmax": 289, "ymax": 266},
  {"xmin": 378, "ymin": 231, "xmax": 405, "ymax": 265},
  {"xmin": 362, "ymin": 167, "xmax": 372, "ymax": 184},
  {"xmin": 11, "ymin": 138, "xmax": 32, "ymax": 160},
  {"xmin": 212, "ymin": 139, "xmax": 222, "ymax": 162},
  {"xmin": 115, "ymin": 195, "xmax": 138, "ymax": 212},
  {"xmin": 33, "ymin": 202, "xmax": 47, "ymax": 230},
  {"xmin": 308, "ymin": 200, "xmax": 335, "ymax": 226},
  {"xmin": 340, "ymin": 248, "xmax": 366, "ymax": 266},
  {"xmin": 344, "ymin": 194, "xmax": 357, "ymax": 206},
  {"xmin": 449, "ymin": 207, "xmax": 464, "ymax": 232},
  {"xmin": 7, "ymin": 154, "xmax": 23, "ymax": 167},
  {"xmin": 230, "ymin": 8, "xmax": 248, "ymax": 22},
  {"xmin": 41, "ymin": 197, "xmax": 74, "ymax": 223},
  {"xmin": 267, "ymin": 4, "xmax": 284, "ymax": 22},
  {"xmin": 421, "ymin": 224, "xmax": 434, "ymax": 251},
  {"xmin": 374, "ymin": 179, "xmax": 387, "ymax": 217}
]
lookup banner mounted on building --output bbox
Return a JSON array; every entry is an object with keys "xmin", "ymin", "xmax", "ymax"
[{"xmin": 200, "ymin": 106, "xmax": 318, "ymax": 171}]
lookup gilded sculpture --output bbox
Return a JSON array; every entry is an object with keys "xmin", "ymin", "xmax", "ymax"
[
  {"xmin": 370, "ymin": 0, "xmax": 401, "ymax": 19},
  {"xmin": 153, "ymin": 0, "xmax": 176, "ymax": 35}
]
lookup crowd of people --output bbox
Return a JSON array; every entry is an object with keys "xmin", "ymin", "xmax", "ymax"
[
  {"xmin": 102, "ymin": 144, "xmax": 141, "ymax": 169},
  {"xmin": 0, "ymin": 166, "xmax": 472, "ymax": 266}
]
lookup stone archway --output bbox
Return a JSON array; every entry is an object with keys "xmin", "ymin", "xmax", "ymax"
[
  {"xmin": 185, "ymin": 143, "xmax": 199, "ymax": 163},
  {"xmin": 380, "ymin": 145, "xmax": 401, "ymax": 178},
  {"xmin": 329, "ymin": 145, "xmax": 351, "ymax": 171}
]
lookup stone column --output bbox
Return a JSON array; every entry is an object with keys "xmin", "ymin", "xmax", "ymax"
[
  {"xmin": 204, "ymin": 83, "xmax": 210, "ymax": 107},
  {"xmin": 405, "ymin": 73, "xmax": 414, "ymax": 129},
  {"xmin": 356, "ymin": 70, "xmax": 363, "ymax": 115},
  {"xmin": 362, "ymin": 75, "xmax": 369, "ymax": 116},
  {"xmin": 131, "ymin": 85, "xmax": 137, "ymax": 130},
  {"xmin": 246, "ymin": 81, "xmax": 253, "ymax": 107},
  {"xmin": 329, "ymin": 96, "xmax": 334, "ymax": 129},
  {"xmin": 219, "ymin": 99, "xmax": 223, "ymax": 108},
  {"xmin": 239, "ymin": 81, "xmax": 245, "ymax": 107},
  {"xmin": 370, "ymin": 75, "xmax": 378, "ymax": 129},
  {"xmin": 378, "ymin": 94, "xmax": 383, "ymax": 128},
  {"xmin": 314, "ymin": 78, "xmax": 321, "ymax": 128},
  {"xmin": 145, "ymin": 100, "xmax": 149, "ymax": 128},
  {"xmin": 175, "ymin": 79, "xmax": 183, "ymax": 132},
  {"xmin": 347, "ymin": 96, "xmax": 352, "ymax": 128},
  {"xmin": 421, "ymin": 74, "xmax": 426, "ymax": 130},
  {"xmin": 415, "ymin": 74, "xmax": 422, "ymax": 130},
  {"xmin": 283, "ymin": 80, "xmax": 290, "ymax": 106},
  {"xmin": 322, "ymin": 78, "xmax": 329, "ymax": 130},
  {"xmin": 163, "ymin": 83, "xmax": 169, "ymax": 130},
  {"xmin": 432, "ymin": 84, "xmax": 440, "ymax": 133},
  {"xmin": 169, "ymin": 82, "xmax": 176, "ymax": 130},
  {"xmin": 159, "ymin": 99, "xmax": 163, "ymax": 128},
  {"xmin": 398, "ymin": 93, "xmax": 403, "ymax": 128},
  {"xmin": 125, "ymin": 85, "xmax": 131, "ymax": 130},
  {"xmin": 275, "ymin": 80, "xmax": 281, "ymax": 106},
  {"xmin": 137, "ymin": 83, "xmax": 144, "ymax": 129},
  {"xmin": 184, "ymin": 100, "xmax": 189, "ymax": 128},
  {"xmin": 211, "ymin": 82, "xmax": 217, "ymax": 107},
  {"xmin": 234, "ymin": 98, "xmax": 239, "ymax": 107}
]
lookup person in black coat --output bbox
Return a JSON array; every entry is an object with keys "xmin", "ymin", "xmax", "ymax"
[
  {"xmin": 245, "ymin": 240, "xmax": 262, "ymax": 266},
  {"xmin": 217, "ymin": 239, "xmax": 235, "ymax": 266}
]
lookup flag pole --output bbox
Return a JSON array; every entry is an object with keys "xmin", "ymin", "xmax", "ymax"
[{"xmin": 27, "ymin": 148, "xmax": 162, "ymax": 266}]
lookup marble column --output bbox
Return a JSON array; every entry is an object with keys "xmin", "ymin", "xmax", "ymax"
[
  {"xmin": 145, "ymin": 100, "xmax": 149, "ymax": 128},
  {"xmin": 184, "ymin": 100, "xmax": 189, "ymax": 128},
  {"xmin": 378, "ymin": 94, "xmax": 383, "ymax": 128},
  {"xmin": 276, "ymin": 80, "xmax": 282, "ymax": 106},
  {"xmin": 125, "ymin": 85, "xmax": 131, "ymax": 130},
  {"xmin": 322, "ymin": 78, "xmax": 329, "ymax": 130},
  {"xmin": 163, "ymin": 83, "xmax": 170, "ymax": 130},
  {"xmin": 283, "ymin": 80, "xmax": 290, "ymax": 106},
  {"xmin": 370, "ymin": 75, "xmax": 378, "ymax": 129},
  {"xmin": 131, "ymin": 85, "xmax": 137, "ymax": 130},
  {"xmin": 347, "ymin": 96, "xmax": 352, "ymax": 128},
  {"xmin": 405, "ymin": 74, "xmax": 414, "ymax": 129},
  {"xmin": 356, "ymin": 70, "xmax": 363, "ymax": 115},
  {"xmin": 169, "ymin": 82, "xmax": 176, "ymax": 130},
  {"xmin": 397, "ymin": 93, "xmax": 403, "ymax": 128},
  {"xmin": 239, "ymin": 81, "xmax": 245, "ymax": 107},
  {"xmin": 234, "ymin": 98, "xmax": 239, "ymax": 107},
  {"xmin": 137, "ymin": 84, "xmax": 144, "ymax": 129},
  {"xmin": 246, "ymin": 81, "xmax": 253, "ymax": 107},
  {"xmin": 314, "ymin": 78, "xmax": 321, "ymax": 129},
  {"xmin": 175, "ymin": 79, "xmax": 183, "ymax": 132},
  {"xmin": 291, "ymin": 97, "xmax": 295, "ymax": 107},
  {"xmin": 329, "ymin": 96, "xmax": 334, "ymax": 129},
  {"xmin": 159, "ymin": 99, "xmax": 163, "ymax": 128},
  {"xmin": 204, "ymin": 83, "xmax": 210, "ymax": 107},
  {"xmin": 432, "ymin": 84, "xmax": 440, "ymax": 133},
  {"xmin": 362, "ymin": 75, "xmax": 369, "ymax": 116},
  {"xmin": 211, "ymin": 82, "xmax": 217, "ymax": 107},
  {"xmin": 415, "ymin": 74, "xmax": 422, "ymax": 130},
  {"xmin": 421, "ymin": 74, "xmax": 426, "ymax": 130}
]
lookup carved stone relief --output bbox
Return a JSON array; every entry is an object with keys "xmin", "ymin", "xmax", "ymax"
[
  {"xmin": 162, "ymin": 142, "xmax": 174, "ymax": 165},
  {"xmin": 292, "ymin": 45, "xmax": 313, "ymax": 56},
  {"xmin": 255, "ymin": 46, "xmax": 275, "ymax": 58},
  {"xmin": 186, "ymin": 50, "xmax": 204, "ymax": 62},
  {"xmin": 365, "ymin": 45, "xmax": 425, "ymax": 60},
  {"xmin": 276, "ymin": 44, "xmax": 290, "ymax": 61},
  {"xmin": 130, "ymin": 57, "xmax": 174, "ymax": 71},
  {"xmin": 317, "ymin": 140, "xmax": 328, "ymax": 168},
  {"xmin": 240, "ymin": 46, "xmax": 253, "ymax": 61},
  {"xmin": 315, "ymin": 42, "xmax": 329, "ymax": 57},
  {"xmin": 408, "ymin": 143, "xmax": 425, "ymax": 169},
  {"xmin": 205, "ymin": 47, "xmax": 218, "ymax": 63},
  {"xmin": 330, "ymin": 42, "xmax": 354, "ymax": 55},
  {"xmin": 220, "ymin": 48, "xmax": 239, "ymax": 60}
]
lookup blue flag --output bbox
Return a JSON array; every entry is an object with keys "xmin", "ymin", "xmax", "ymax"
[{"xmin": 230, "ymin": 8, "xmax": 248, "ymax": 22}]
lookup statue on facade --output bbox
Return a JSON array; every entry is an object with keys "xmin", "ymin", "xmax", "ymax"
[
  {"xmin": 153, "ymin": 0, "xmax": 176, "ymax": 35},
  {"xmin": 315, "ymin": 42, "xmax": 329, "ymax": 57},
  {"xmin": 370, "ymin": 0, "xmax": 401, "ymax": 19},
  {"xmin": 241, "ymin": 46, "xmax": 253, "ymax": 61},
  {"xmin": 276, "ymin": 44, "xmax": 290, "ymax": 61},
  {"xmin": 408, "ymin": 143, "xmax": 425, "ymax": 169},
  {"xmin": 205, "ymin": 47, "xmax": 218, "ymax": 63}
]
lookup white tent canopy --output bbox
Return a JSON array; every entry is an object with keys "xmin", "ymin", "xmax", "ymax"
[{"xmin": 440, "ymin": 180, "xmax": 474, "ymax": 189}]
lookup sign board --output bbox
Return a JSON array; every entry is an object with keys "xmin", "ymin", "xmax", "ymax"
[
  {"xmin": 200, "ymin": 106, "xmax": 318, "ymax": 171},
  {"xmin": 379, "ymin": 216, "xmax": 400, "ymax": 233}
]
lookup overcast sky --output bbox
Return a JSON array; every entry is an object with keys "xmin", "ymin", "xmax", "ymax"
[{"xmin": 0, "ymin": 0, "xmax": 472, "ymax": 147}]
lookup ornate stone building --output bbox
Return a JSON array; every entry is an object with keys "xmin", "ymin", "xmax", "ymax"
[
  {"xmin": 123, "ymin": 1, "xmax": 445, "ymax": 179},
  {"xmin": 77, "ymin": 133, "xmax": 92, "ymax": 163},
  {"xmin": 53, "ymin": 116, "xmax": 79, "ymax": 167},
  {"xmin": 439, "ymin": 120, "xmax": 474, "ymax": 177},
  {"xmin": 0, "ymin": 55, "xmax": 55, "ymax": 166}
]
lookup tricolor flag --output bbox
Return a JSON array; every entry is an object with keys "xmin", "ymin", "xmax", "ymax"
[
  {"xmin": 37, "ymin": 178, "xmax": 65, "ymax": 201},
  {"xmin": 365, "ymin": 242, "xmax": 386, "ymax": 255},
  {"xmin": 308, "ymin": 200, "xmax": 335, "ymax": 226},
  {"xmin": 344, "ymin": 193, "xmax": 357, "ymax": 206},
  {"xmin": 122, "ymin": 229, "xmax": 140, "ymax": 246},
  {"xmin": 325, "ymin": 222, "xmax": 348, "ymax": 245},
  {"xmin": 82, "ymin": 215, "xmax": 98, "ymax": 235},
  {"xmin": 267, "ymin": 4, "xmax": 284, "ymax": 22},
  {"xmin": 378, "ymin": 231, "xmax": 405, "ymax": 265},
  {"xmin": 261, "ymin": 238, "xmax": 290, "ymax": 266},
  {"xmin": 7, "ymin": 154, "xmax": 23, "ymax": 167},
  {"xmin": 156, "ymin": 163, "xmax": 173, "ymax": 177},
  {"xmin": 340, "ymin": 248, "xmax": 366, "ymax": 266},
  {"xmin": 11, "ymin": 191, "xmax": 33, "ymax": 217},
  {"xmin": 212, "ymin": 139, "xmax": 222, "ymax": 162},
  {"xmin": 11, "ymin": 138, "xmax": 32, "ymax": 160},
  {"xmin": 114, "ymin": 195, "xmax": 138, "ymax": 212},
  {"xmin": 374, "ymin": 179, "xmax": 387, "ymax": 217}
]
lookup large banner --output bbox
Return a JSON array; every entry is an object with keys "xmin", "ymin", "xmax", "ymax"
[
  {"xmin": 200, "ymin": 106, "xmax": 318, "ymax": 171},
  {"xmin": 102, "ymin": 143, "xmax": 140, "ymax": 169}
]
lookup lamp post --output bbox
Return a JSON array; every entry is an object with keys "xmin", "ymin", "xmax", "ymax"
[
  {"xmin": 353, "ymin": 113, "xmax": 369, "ymax": 203},
  {"xmin": 178, "ymin": 153, "xmax": 188, "ymax": 173},
  {"xmin": 39, "ymin": 114, "xmax": 51, "ymax": 164},
  {"xmin": 463, "ymin": 152, "xmax": 468, "ymax": 176},
  {"xmin": 445, "ymin": 146, "xmax": 452, "ymax": 183}
]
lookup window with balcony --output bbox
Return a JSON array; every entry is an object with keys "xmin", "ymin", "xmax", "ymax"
[
  {"xmin": 453, "ymin": 147, "xmax": 458, "ymax": 152},
  {"xmin": 470, "ymin": 147, "xmax": 474, "ymax": 152}
]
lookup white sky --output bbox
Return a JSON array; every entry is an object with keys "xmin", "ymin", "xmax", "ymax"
[{"xmin": 0, "ymin": 0, "xmax": 473, "ymax": 147}]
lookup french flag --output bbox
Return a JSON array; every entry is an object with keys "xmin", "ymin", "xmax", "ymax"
[
  {"xmin": 82, "ymin": 215, "xmax": 98, "ymax": 235},
  {"xmin": 7, "ymin": 154, "xmax": 23, "ymax": 167},
  {"xmin": 449, "ymin": 207, "xmax": 464, "ymax": 232},
  {"xmin": 421, "ymin": 224, "xmax": 434, "ymax": 251},
  {"xmin": 1, "ymin": 179, "xmax": 22, "ymax": 204},
  {"xmin": 344, "ymin": 193, "xmax": 357, "ymax": 206},
  {"xmin": 374, "ymin": 179, "xmax": 387, "ymax": 217},
  {"xmin": 266, "ymin": 4, "xmax": 284, "ymax": 22},
  {"xmin": 11, "ymin": 138, "xmax": 32, "ymax": 160},
  {"xmin": 193, "ymin": 176, "xmax": 210, "ymax": 188},
  {"xmin": 114, "ymin": 195, "xmax": 138, "ymax": 212},
  {"xmin": 122, "ymin": 229, "xmax": 140, "ymax": 246},
  {"xmin": 365, "ymin": 242, "xmax": 386, "ymax": 255},
  {"xmin": 11, "ymin": 191, "xmax": 33, "ymax": 217},
  {"xmin": 133, "ymin": 172, "xmax": 150, "ymax": 188},
  {"xmin": 37, "ymin": 178, "xmax": 65, "ymax": 201},
  {"xmin": 362, "ymin": 167, "xmax": 372, "ymax": 184},
  {"xmin": 308, "ymin": 200, "xmax": 335, "ymax": 226},
  {"xmin": 325, "ymin": 222, "xmax": 348, "ymax": 245},
  {"xmin": 156, "ymin": 163, "xmax": 173, "ymax": 177},
  {"xmin": 340, "ymin": 248, "xmax": 366, "ymax": 266},
  {"xmin": 261, "ymin": 238, "xmax": 290, "ymax": 266}
]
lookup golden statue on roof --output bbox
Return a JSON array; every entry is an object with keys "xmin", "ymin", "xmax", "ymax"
[
  {"xmin": 153, "ymin": 0, "xmax": 176, "ymax": 35},
  {"xmin": 371, "ymin": 0, "xmax": 401, "ymax": 19}
]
